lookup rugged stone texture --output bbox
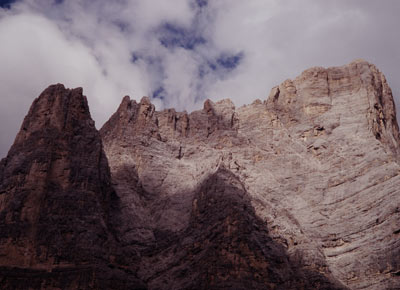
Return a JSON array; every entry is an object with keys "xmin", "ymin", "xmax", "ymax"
[
  {"xmin": 138, "ymin": 168, "xmax": 345, "ymax": 289},
  {"xmin": 1, "ymin": 60, "xmax": 399, "ymax": 289},
  {"xmin": 100, "ymin": 60, "xmax": 400, "ymax": 290},
  {"xmin": 0, "ymin": 84, "xmax": 145, "ymax": 289}
]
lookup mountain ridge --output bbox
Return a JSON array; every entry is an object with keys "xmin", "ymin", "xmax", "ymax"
[{"xmin": 0, "ymin": 59, "xmax": 399, "ymax": 289}]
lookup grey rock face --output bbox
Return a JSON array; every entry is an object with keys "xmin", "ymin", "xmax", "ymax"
[
  {"xmin": 138, "ymin": 168, "xmax": 346, "ymax": 289},
  {"xmin": 101, "ymin": 60, "xmax": 400, "ymax": 289},
  {"xmin": 0, "ymin": 60, "xmax": 399, "ymax": 289}
]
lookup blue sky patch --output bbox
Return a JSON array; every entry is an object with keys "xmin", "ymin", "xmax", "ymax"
[
  {"xmin": 216, "ymin": 52, "xmax": 244, "ymax": 70},
  {"xmin": 0, "ymin": 0, "xmax": 16, "ymax": 9},
  {"xmin": 195, "ymin": 0, "xmax": 207, "ymax": 8},
  {"xmin": 113, "ymin": 20, "xmax": 129, "ymax": 32},
  {"xmin": 152, "ymin": 86, "xmax": 166, "ymax": 100},
  {"xmin": 197, "ymin": 52, "xmax": 244, "ymax": 79},
  {"xmin": 130, "ymin": 52, "xmax": 140, "ymax": 63},
  {"xmin": 158, "ymin": 23, "xmax": 206, "ymax": 50},
  {"xmin": 202, "ymin": 52, "xmax": 244, "ymax": 75},
  {"xmin": 198, "ymin": 64, "xmax": 209, "ymax": 78}
]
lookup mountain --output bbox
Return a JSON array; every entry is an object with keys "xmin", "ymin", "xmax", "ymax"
[
  {"xmin": 0, "ymin": 85, "xmax": 145, "ymax": 289},
  {"xmin": 0, "ymin": 60, "xmax": 399, "ymax": 289}
]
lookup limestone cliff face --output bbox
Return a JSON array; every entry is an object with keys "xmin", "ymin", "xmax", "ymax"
[
  {"xmin": 100, "ymin": 60, "xmax": 400, "ymax": 290},
  {"xmin": 0, "ymin": 60, "xmax": 399, "ymax": 289}
]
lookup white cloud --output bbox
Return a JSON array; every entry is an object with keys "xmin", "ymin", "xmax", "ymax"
[{"xmin": 0, "ymin": 0, "xmax": 399, "ymax": 157}]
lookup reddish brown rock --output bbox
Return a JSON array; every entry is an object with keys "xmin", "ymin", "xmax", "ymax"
[{"xmin": 0, "ymin": 84, "xmax": 145, "ymax": 289}]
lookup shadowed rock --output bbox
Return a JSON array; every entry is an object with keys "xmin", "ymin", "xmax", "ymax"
[
  {"xmin": 0, "ymin": 84, "xmax": 145, "ymax": 289},
  {"xmin": 139, "ymin": 168, "xmax": 347, "ymax": 289}
]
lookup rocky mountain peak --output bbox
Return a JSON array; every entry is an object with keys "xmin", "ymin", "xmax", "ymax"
[
  {"xmin": 1, "ymin": 60, "xmax": 399, "ymax": 289},
  {"xmin": 265, "ymin": 59, "xmax": 400, "ymax": 158},
  {"xmin": 13, "ymin": 84, "xmax": 93, "ymax": 146},
  {"xmin": 0, "ymin": 84, "xmax": 145, "ymax": 289},
  {"xmin": 99, "ymin": 60, "xmax": 400, "ymax": 289}
]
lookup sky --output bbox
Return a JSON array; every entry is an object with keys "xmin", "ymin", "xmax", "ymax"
[{"xmin": 0, "ymin": 0, "xmax": 399, "ymax": 157}]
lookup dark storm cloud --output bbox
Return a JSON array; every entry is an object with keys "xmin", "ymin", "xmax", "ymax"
[{"xmin": 0, "ymin": 0, "xmax": 400, "ymax": 157}]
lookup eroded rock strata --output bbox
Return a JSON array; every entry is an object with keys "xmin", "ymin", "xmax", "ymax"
[{"xmin": 0, "ymin": 60, "xmax": 399, "ymax": 289}]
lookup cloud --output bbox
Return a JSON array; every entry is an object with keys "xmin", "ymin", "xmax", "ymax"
[
  {"xmin": 0, "ymin": 0, "xmax": 400, "ymax": 157},
  {"xmin": 203, "ymin": 0, "xmax": 400, "ymax": 107}
]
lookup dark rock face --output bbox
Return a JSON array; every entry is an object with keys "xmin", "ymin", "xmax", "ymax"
[
  {"xmin": 0, "ymin": 84, "xmax": 145, "ymax": 289},
  {"xmin": 139, "ymin": 168, "xmax": 345, "ymax": 290},
  {"xmin": 1, "ymin": 60, "xmax": 400, "ymax": 289}
]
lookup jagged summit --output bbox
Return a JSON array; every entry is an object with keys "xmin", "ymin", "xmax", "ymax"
[
  {"xmin": 106, "ymin": 59, "xmax": 400, "ymax": 157},
  {"xmin": 0, "ymin": 60, "xmax": 399, "ymax": 289},
  {"xmin": 99, "ymin": 59, "xmax": 400, "ymax": 289},
  {"xmin": 12, "ymin": 84, "xmax": 89, "ymax": 145}
]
